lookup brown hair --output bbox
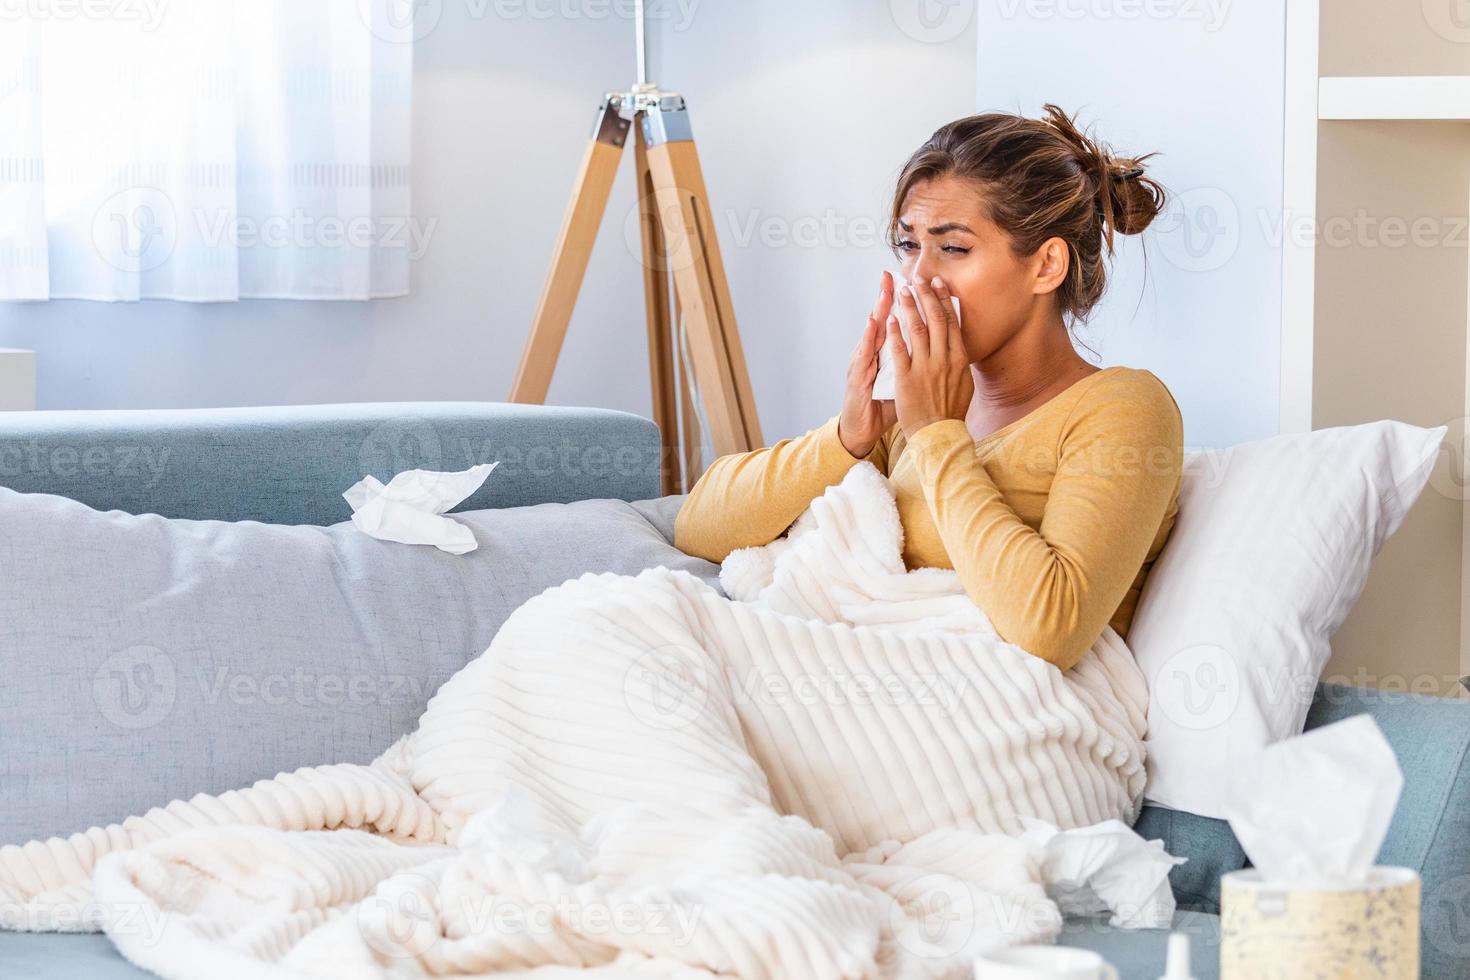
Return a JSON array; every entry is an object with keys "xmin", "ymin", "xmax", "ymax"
[{"xmin": 887, "ymin": 103, "xmax": 1165, "ymax": 324}]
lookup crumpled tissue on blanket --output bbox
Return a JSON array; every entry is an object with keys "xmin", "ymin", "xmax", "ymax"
[
  {"xmin": 1018, "ymin": 815, "xmax": 1186, "ymax": 928},
  {"xmin": 343, "ymin": 462, "xmax": 498, "ymax": 555}
]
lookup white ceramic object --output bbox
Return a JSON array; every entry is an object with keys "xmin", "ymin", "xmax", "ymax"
[{"xmin": 973, "ymin": 944, "xmax": 1119, "ymax": 980}]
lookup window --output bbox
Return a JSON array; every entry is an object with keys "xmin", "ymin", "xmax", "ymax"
[{"xmin": 0, "ymin": 0, "xmax": 414, "ymax": 301}]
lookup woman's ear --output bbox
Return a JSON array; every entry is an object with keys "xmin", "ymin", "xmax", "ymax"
[{"xmin": 1031, "ymin": 236, "xmax": 1070, "ymax": 296}]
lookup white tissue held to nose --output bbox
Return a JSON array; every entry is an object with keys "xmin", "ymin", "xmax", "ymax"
[
  {"xmin": 871, "ymin": 278, "xmax": 962, "ymax": 402},
  {"xmin": 343, "ymin": 461, "xmax": 499, "ymax": 555}
]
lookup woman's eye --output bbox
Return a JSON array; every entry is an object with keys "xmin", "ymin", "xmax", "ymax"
[{"xmin": 892, "ymin": 240, "xmax": 969, "ymax": 255}]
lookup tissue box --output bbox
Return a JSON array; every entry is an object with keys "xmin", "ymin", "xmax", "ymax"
[{"xmin": 1220, "ymin": 866, "xmax": 1419, "ymax": 979}]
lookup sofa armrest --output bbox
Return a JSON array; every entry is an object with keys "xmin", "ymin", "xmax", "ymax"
[
  {"xmin": 0, "ymin": 401, "xmax": 663, "ymax": 524},
  {"xmin": 1306, "ymin": 681, "xmax": 1470, "ymax": 979}
]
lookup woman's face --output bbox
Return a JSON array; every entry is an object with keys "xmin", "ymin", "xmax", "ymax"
[{"xmin": 892, "ymin": 174, "xmax": 1057, "ymax": 362}]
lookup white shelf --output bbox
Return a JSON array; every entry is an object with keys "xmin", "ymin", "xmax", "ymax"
[{"xmin": 1319, "ymin": 75, "xmax": 1470, "ymax": 121}]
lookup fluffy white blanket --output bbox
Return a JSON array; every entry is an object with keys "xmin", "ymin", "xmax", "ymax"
[{"xmin": 0, "ymin": 462, "xmax": 1173, "ymax": 979}]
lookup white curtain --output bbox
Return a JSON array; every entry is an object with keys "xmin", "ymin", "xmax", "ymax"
[{"xmin": 0, "ymin": 1, "xmax": 414, "ymax": 302}]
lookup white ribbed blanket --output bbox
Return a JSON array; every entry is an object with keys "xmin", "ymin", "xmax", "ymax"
[{"xmin": 0, "ymin": 462, "xmax": 1167, "ymax": 979}]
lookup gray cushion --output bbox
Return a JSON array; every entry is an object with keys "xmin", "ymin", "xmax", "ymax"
[{"xmin": 0, "ymin": 486, "xmax": 717, "ymax": 845}]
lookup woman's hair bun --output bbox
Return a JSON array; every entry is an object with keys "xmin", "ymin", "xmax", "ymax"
[{"xmin": 1040, "ymin": 103, "xmax": 1165, "ymax": 250}]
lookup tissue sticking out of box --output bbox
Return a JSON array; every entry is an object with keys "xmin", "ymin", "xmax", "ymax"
[
  {"xmin": 343, "ymin": 462, "xmax": 498, "ymax": 555},
  {"xmin": 1220, "ymin": 714, "xmax": 1403, "ymax": 887}
]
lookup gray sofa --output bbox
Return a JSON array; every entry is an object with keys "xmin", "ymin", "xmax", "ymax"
[{"xmin": 1, "ymin": 402, "xmax": 1467, "ymax": 980}]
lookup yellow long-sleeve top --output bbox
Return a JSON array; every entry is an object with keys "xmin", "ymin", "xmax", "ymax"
[{"xmin": 674, "ymin": 366, "xmax": 1185, "ymax": 671}]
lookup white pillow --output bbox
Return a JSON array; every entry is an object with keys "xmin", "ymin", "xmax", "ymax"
[{"xmin": 1129, "ymin": 420, "xmax": 1446, "ymax": 819}]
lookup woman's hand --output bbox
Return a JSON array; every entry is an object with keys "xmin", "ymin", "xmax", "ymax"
[
  {"xmin": 838, "ymin": 270, "xmax": 900, "ymax": 459},
  {"xmin": 888, "ymin": 276, "xmax": 975, "ymax": 440}
]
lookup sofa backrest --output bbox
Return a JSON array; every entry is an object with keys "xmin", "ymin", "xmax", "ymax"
[{"xmin": 0, "ymin": 401, "xmax": 663, "ymax": 524}]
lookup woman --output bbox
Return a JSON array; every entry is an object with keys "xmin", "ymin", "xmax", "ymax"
[{"xmin": 675, "ymin": 104, "xmax": 1184, "ymax": 672}]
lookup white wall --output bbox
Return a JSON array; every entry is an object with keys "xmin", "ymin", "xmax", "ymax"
[
  {"xmin": 0, "ymin": 0, "xmax": 980, "ymax": 452},
  {"xmin": 649, "ymin": 0, "xmax": 978, "ymax": 445},
  {"xmin": 974, "ymin": 0, "xmax": 1287, "ymax": 450},
  {"xmin": 0, "ymin": 2, "xmax": 1281, "ymax": 454},
  {"xmin": 0, "ymin": 3, "xmax": 656, "ymax": 416}
]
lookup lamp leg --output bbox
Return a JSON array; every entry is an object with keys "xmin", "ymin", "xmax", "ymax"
[
  {"xmin": 644, "ymin": 137, "xmax": 763, "ymax": 459},
  {"xmin": 510, "ymin": 90, "xmax": 763, "ymax": 492},
  {"xmin": 509, "ymin": 99, "xmax": 630, "ymax": 405},
  {"xmin": 635, "ymin": 123, "xmax": 682, "ymax": 495},
  {"xmin": 675, "ymin": 293, "xmax": 703, "ymax": 492}
]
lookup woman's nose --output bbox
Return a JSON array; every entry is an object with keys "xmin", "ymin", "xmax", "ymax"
[{"xmin": 908, "ymin": 256, "xmax": 936, "ymax": 284}]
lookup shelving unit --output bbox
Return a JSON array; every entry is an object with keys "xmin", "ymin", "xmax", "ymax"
[{"xmin": 1283, "ymin": 0, "xmax": 1470, "ymax": 694}]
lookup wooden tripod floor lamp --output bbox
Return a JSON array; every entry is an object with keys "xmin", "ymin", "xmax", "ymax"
[{"xmin": 507, "ymin": 4, "xmax": 763, "ymax": 496}]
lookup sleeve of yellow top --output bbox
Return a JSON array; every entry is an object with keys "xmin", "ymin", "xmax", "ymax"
[
  {"xmin": 674, "ymin": 414, "xmax": 894, "ymax": 563},
  {"xmin": 901, "ymin": 386, "xmax": 1183, "ymax": 671}
]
